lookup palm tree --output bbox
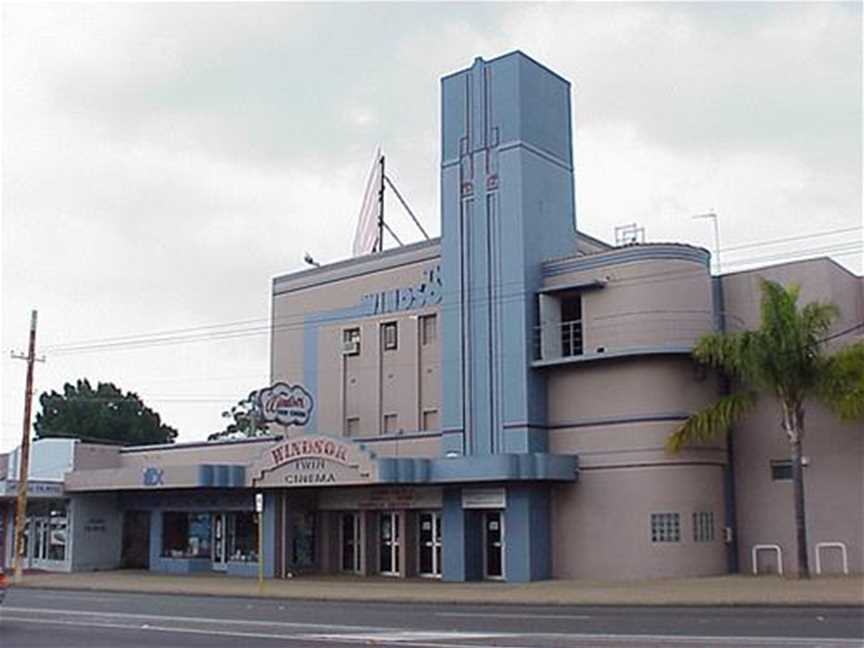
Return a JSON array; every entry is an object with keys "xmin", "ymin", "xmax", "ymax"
[{"xmin": 667, "ymin": 279, "xmax": 864, "ymax": 578}]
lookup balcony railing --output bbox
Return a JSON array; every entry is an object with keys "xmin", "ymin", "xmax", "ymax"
[{"xmin": 534, "ymin": 320, "xmax": 583, "ymax": 360}]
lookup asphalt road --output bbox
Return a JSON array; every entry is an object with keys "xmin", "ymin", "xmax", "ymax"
[{"xmin": 1, "ymin": 587, "xmax": 862, "ymax": 648}]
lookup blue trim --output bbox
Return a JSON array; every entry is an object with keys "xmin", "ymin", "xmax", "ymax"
[
  {"xmin": 505, "ymin": 485, "xmax": 551, "ymax": 582},
  {"xmin": 272, "ymin": 239, "xmax": 440, "ymax": 291},
  {"xmin": 352, "ymin": 431, "xmax": 442, "ymax": 443},
  {"xmin": 497, "ymin": 140, "xmax": 572, "ymax": 171},
  {"xmin": 197, "ymin": 465, "xmax": 246, "ymax": 487},
  {"xmin": 538, "ymin": 279, "xmax": 606, "ymax": 294},
  {"xmin": 301, "ymin": 303, "xmax": 373, "ymax": 434},
  {"xmin": 543, "ymin": 245, "xmax": 710, "ymax": 277},
  {"xmin": 378, "ymin": 452, "xmax": 578, "ymax": 483},
  {"xmin": 531, "ymin": 345, "xmax": 694, "ymax": 367},
  {"xmin": 121, "ymin": 435, "xmax": 283, "ymax": 454},
  {"xmin": 545, "ymin": 412, "xmax": 691, "ymax": 430}
]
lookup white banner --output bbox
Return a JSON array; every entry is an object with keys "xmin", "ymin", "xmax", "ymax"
[{"xmin": 352, "ymin": 148, "xmax": 383, "ymax": 257}]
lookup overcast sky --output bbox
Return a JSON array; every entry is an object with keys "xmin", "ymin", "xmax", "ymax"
[{"xmin": 2, "ymin": 2, "xmax": 861, "ymax": 451}]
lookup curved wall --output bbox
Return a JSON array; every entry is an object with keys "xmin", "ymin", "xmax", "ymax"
[
  {"xmin": 542, "ymin": 245, "xmax": 714, "ymax": 356},
  {"xmin": 547, "ymin": 356, "xmax": 727, "ymax": 579}
]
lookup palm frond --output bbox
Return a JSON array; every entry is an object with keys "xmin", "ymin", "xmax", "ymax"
[
  {"xmin": 816, "ymin": 341, "xmax": 864, "ymax": 421},
  {"xmin": 667, "ymin": 390, "xmax": 758, "ymax": 453}
]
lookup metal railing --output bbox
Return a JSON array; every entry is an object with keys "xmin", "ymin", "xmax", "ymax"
[{"xmin": 533, "ymin": 320, "xmax": 583, "ymax": 360}]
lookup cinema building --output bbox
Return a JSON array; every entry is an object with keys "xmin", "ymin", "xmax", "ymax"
[{"xmin": 10, "ymin": 52, "xmax": 861, "ymax": 581}]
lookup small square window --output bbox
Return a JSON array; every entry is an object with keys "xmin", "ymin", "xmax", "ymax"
[
  {"xmin": 343, "ymin": 328, "xmax": 361, "ymax": 355},
  {"xmin": 770, "ymin": 460, "xmax": 793, "ymax": 481},
  {"xmin": 650, "ymin": 513, "xmax": 680, "ymax": 543},
  {"xmin": 345, "ymin": 417, "xmax": 360, "ymax": 437},
  {"xmin": 693, "ymin": 511, "xmax": 715, "ymax": 542},
  {"xmin": 382, "ymin": 322, "xmax": 398, "ymax": 351},
  {"xmin": 383, "ymin": 413, "xmax": 398, "ymax": 435},
  {"xmin": 420, "ymin": 315, "xmax": 437, "ymax": 346},
  {"xmin": 421, "ymin": 409, "xmax": 439, "ymax": 431}
]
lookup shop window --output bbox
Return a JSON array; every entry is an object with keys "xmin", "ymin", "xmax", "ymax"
[
  {"xmin": 693, "ymin": 512, "xmax": 715, "ymax": 542},
  {"xmin": 421, "ymin": 409, "xmax": 439, "ymax": 431},
  {"xmin": 229, "ymin": 512, "xmax": 259, "ymax": 562},
  {"xmin": 421, "ymin": 315, "xmax": 437, "ymax": 345},
  {"xmin": 343, "ymin": 328, "xmax": 361, "ymax": 355},
  {"xmin": 162, "ymin": 512, "xmax": 211, "ymax": 558},
  {"xmin": 770, "ymin": 460, "xmax": 793, "ymax": 481},
  {"xmin": 650, "ymin": 513, "xmax": 680, "ymax": 543},
  {"xmin": 383, "ymin": 413, "xmax": 398, "ymax": 435},
  {"xmin": 382, "ymin": 322, "xmax": 398, "ymax": 351},
  {"xmin": 345, "ymin": 416, "xmax": 360, "ymax": 437}
]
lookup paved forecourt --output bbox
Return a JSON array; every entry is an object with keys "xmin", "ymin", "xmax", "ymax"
[{"xmin": 10, "ymin": 570, "xmax": 864, "ymax": 606}]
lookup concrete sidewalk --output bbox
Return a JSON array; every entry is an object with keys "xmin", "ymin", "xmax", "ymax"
[{"xmin": 11, "ymin": 570, "xmax": 864, "ymax": 607}]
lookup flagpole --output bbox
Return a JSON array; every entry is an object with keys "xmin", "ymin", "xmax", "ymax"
[{"xmin": 377, "ymin": 154, "xmax": 385, "ymax": 252}]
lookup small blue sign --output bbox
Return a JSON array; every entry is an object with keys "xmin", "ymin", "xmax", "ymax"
[{"xmin": 143, "ymin": 467, "xmax": 165, "ymax": 487}]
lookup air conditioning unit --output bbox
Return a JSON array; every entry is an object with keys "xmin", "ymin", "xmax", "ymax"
[{"xmin": 342, "ymin": 340, "xmax": 360, "ymax": 356}]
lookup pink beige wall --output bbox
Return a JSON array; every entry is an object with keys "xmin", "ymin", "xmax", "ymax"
[
  {"xmin": 723, "ymin": 259, "xmax": 864, "ymax": 575},
  {"xmin": 543, "ymin": 248, "xmax": 714, "ymax": 354},
  {"xmin": 272, "ymin": 243, "xmax": 442, "ymax": 453},
  {"xmin": 547, "ymin": 357, "xmax": 727, "ymax": 579}
]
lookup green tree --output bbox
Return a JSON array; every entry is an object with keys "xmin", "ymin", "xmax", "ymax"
[
  {"xmin": 207, "ymin": 391, "xmax": 270, "ymax": 442},
  {"xmin": 667, "ymin": 279, "xmax": 864, "ymax": 578},
  {"xmin": 34, "ymin": 379, "xmax": 178, "ymax": 446}
]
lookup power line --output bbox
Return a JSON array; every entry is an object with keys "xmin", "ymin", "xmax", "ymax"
[{"xmin": 38, "ymin": 238, "xmax": 862, "ymax": 356}]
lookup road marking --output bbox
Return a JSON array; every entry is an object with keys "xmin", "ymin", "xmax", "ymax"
[
  {"xmin": 301, "ymin": 630, "xmax": 518, "ymax": 642},
  {"xmin": 437, "ymin": 611, "xmax": 592, "ymax": 620},
  {"xmin": 1, "ymin": 605, "xmax": 377, "ymax": 632}
]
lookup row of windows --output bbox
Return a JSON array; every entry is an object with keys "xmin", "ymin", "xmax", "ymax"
[
  {"xmin": 345, "ymin": 409, "xmax": 440, "ymax": 437},
  {"xmin": 650, "ymin": 512, "xmax": 715, "ymax": 543},
  {"xmin": 343, "ymin": 315, "xmax": 437, "ymax": 355}
]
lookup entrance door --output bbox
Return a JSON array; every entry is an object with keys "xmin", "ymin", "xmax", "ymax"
[
  {"xmin": 212, "ymin": 513, "xmax": 228, "ymax": 571},
  {"xmin": 418, "ymin": 512, "xmax": 442, "ymax": 578},
  {"xmin": 121, "ymin": 511, "xmax": 151, "ymax": 569},
  {"xmin": 379, "ymin": 512, "xmax": 400, "ymax": 576},
  {"xmin": 341, "ymin": 513, "xmax": 361, "ymax": 573},
  {"xmin": 483, "ymin": 511, "xmax": 504, "ymax": 580}
]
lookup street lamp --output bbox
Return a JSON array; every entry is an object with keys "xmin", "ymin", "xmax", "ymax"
[{"xmin": 693, "ymin": 212, "xmax": 721, "ymax": 274}]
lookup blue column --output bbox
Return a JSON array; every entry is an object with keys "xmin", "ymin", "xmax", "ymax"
[
  {"xmin": 262, "ymin": 492, "xmax": 278, "ymax": 578},
  {"xmin": 148, "ymin": 510, "xmax": 162, "ymax": 570},
  {"xmin": 504, "ymin": 485, "xmax": 551, "ymax": 582},
  {"xmin": 442, "ymin": 487, "xmax": 483, "ymax": 581}
]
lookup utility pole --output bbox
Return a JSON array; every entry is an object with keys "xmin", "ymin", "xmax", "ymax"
[{"xmin": 10, "ymin": 310, "xmax": 44, "ymax": 583}]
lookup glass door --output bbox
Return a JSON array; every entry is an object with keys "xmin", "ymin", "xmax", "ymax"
[
  {"xmin": 378, "ymin": 512, "xmax": 400, "ymax": 576},
  {"xmin": 212, "ymin": 513, "xmax": 228, "ymax": 571},
  {"xmin": 341, "ymin": 513, "xmax": 361, "ymax": 573},
  {"xmin": 418, "ymin": 512, "xmax": 442, "ymax": 578},
  {"xmin": 483, "ymin": 511, "xmax": 504, "ymax": 580}
]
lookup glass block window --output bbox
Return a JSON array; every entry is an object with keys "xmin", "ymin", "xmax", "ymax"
[
  {"xmin": 770, "ymin": 460, "xmax": 793, "ymax": 481},
  {"xmin": 693, "ymin": 512, "xmax": 715, "ymax": 542},
  {"xmin": 651, "ymin": 513, "xmax": 680, "ymax": 543}
]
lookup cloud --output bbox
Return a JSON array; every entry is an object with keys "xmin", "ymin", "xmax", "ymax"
[{"xmin": 2, "ymin": 3, "xmax": 860, "ymax": 450}]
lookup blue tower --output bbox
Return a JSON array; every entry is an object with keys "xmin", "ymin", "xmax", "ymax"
[{"xmin": 440, "ymin": 52, "xmax": 578, "ymax": 458}]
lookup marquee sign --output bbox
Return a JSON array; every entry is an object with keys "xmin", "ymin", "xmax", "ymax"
[
  {"xmin": 256, "ymin": 383, "xmax": 314, "ymax": 427},
  {"xmin": 250, "ymin": 435, "xmax": 377, "ymax": 488}
]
